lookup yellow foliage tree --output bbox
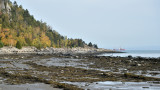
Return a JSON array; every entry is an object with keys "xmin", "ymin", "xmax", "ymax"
[
  {"xmin": 0, "ymin": 28, "xmax": 17, "ymax": 46},
  {"xmin": 32, "ymin": 38, "xmax": 40, "ymax": 47},
  {"xmin": 40, "ymin": 32, "xmax": 51, "ymax": 48},
  {"xmin": 2, "ymin": 35, "xmax": 17, "ymax": 46},
  {"xmin": 17, "ymin": 36, "xmax": 27, "ymax": 46},
  {"xmin": 0, "ymin": 32, "xmax": 5, "ymax": 39}
]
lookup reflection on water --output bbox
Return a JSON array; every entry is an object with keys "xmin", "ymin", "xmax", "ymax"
[{"xmin": 62, "ymin": 81, "xmax": 160, "ymax": 90}]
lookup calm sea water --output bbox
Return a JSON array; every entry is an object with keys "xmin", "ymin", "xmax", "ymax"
[{"xmin": 100, "ymin": 50, "xmax": 160, "ymax": 58}]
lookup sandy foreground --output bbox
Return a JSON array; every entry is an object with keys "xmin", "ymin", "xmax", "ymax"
[{"xmin": 0, "ymin": 83, "xmax": 61, "ymax": 90}]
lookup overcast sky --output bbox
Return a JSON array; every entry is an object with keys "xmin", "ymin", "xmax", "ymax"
[{"xmin": 10, "ymin": 0, "xmax": 160, "ymax": 50}]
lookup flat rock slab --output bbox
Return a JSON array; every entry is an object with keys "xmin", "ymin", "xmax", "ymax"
[{"xmin": 0, "ymin": 83, "xmax": 62, "ymax": 90}]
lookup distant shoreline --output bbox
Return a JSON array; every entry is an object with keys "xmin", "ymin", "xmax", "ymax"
[{"xmin": 0, "ymin": 46, "xmax": 123, "ymax": 56}]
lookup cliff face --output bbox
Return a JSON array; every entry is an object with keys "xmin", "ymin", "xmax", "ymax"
[
  {"xmin": 0, "ymin": 0, "xmax": 5, "ymax": 10},
  {"xmin": 0, "ymin": 0, "xmax": 11, "ymax": 13}
]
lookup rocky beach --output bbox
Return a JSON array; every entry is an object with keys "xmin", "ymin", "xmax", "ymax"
[
  {"xmin": 0, "ymin": 0, "xmax": 159, "ymax": 89},
  {"xmin": 0, "ymin": 51, "xmax": 160, "ymax": 90}
]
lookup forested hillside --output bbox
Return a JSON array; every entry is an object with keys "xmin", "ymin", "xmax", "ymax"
[{"xmin": 0, "ymin": 0, "xmax": 98, "ymax": 49}]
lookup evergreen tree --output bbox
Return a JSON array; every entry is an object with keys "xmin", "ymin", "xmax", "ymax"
[
  {"xmin": 93, "ymin": 44, "xmax": 98, "ymax": 49},
  {"xmin": 0, "ymin": 41, "xmax": 4, "ymax": 48},
  {"xmin": 88, "ymin": 42, "xmax": 93, "ymax": 47},
  {"xmin": 16, "ymin": 41, "xmax": 22, "ymax": 49}
]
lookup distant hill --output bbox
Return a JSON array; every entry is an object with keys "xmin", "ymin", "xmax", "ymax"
[{"xmin": 0, "ymin": 0, "xmax": 98, "ymax": 49}]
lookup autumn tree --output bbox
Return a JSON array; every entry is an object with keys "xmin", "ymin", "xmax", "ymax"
[
  {"xmin": 0, "ymin": 29, "xmax": 17, "ymax": 46},
  {"xmin": 25, "ymin": 38, "xmax": 32, "ymax": 46},
  {"xmin": 0, "ymin": 0, "xmax": 98, "ymax": 49},
  {"xmin": 17, "ymin": 36, "xmax": 27, "ymax": 46},
  {"xmin": 40, "ymin": 32, "xmax": 51, "ymax": 48},
  {"xmin": 32, "ymin": 38, "xmax": 41, "ymax": 49}
]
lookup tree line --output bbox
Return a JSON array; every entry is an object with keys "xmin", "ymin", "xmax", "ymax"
[{"xmin": 0, "ymin": 0, "xmax": 98, "ymax": 49}]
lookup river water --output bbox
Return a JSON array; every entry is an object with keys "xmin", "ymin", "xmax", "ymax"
[{"xmin": 100, "ymin": 50, "xmax": 160, "ymax": 58}]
